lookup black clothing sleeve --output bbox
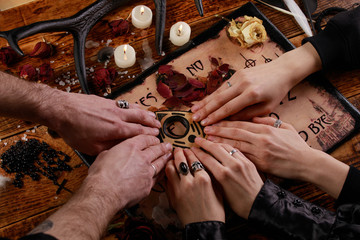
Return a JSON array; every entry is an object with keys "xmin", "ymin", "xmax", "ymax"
[
  {"xmin": 183, "ymin": 221, "xmax": 227, "ymax": 240},
  {"xmin": 248, "ymin": 180, "xmax": 336, "ymax": 240},
  {"xmin": 302, "ymin": 6, "xmax": 360, "ymax": 71},
  {"xmin": 336, "ymin": 166, "xmax": 360, "ymax": 206}
]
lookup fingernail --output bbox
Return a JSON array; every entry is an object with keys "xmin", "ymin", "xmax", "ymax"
[
  {"xmin": 192, "ymin": 114, "xmax": 199, "ymax": 121},
  {"xmin": 153, "ymin": 128, "xmax": 159, "ymax": 135},
  {"xmin": 156, "ymin": 120, "xmax": 161, "ymax": 128},
  {"xmin": 201, "ymin": 118, "xmax": 209, "ymax": 126},
  {"xmin": 165, "ymin": 152, "xmax": 172, "ymax": 159},
  {"xmin": 192, "ymin": 105, "xmax": 199, "ymax": 112},
  {"xmin": 165, "ymin": 143, "xmax": 172, "ymax": 150},
  {"xmin": 204, "ymin": 126, "xmax": 212, "ymax": 134},
  {"xmin": 148, "ymin": 111, "xmax": 156, "ymax": 118}
]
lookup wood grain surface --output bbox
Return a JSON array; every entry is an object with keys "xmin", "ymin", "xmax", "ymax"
[{"xmin": 0, "ymin": 0, "xmax": 359, "ymax": 239}]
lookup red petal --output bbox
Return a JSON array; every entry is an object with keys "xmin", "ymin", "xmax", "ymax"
[
  {"xmin": 210, "ymin": 57, "xmax": 219, "ymax": 67},
  {"xmin": 188, "ymin": 78, "xmax": 205, "ymax": 88},
  {"xmin": 38, "ymin": 63, "xmax": 54, "ymax": 82},
  {"xmin": 168, "ymin": 72, "xmax": 187, "ymax": 91},
  {"xmin": 157, "ymin": 81, "xmax": 173, "ymax": 99},
  {"xmin": 158, "ymin": 65, "xmax": 173, "ymax": 76},
  {"xmin": 107, "ymin": 68, "xmax": 117, "ymax": 84},
  {"xmin": 218, "ymin": 64, "xmax": 229, "ymax": 73},
  {"xmin": 19, "ymin": 64, "xmax": 37, "ymax": 81},
  {"xmin": 30, "ymin": 42, "xmax": 54, "ymax": 58},
  {"xmin": 108, "ymin": 19, "xmax": 129, "ymax": 36},
  {"xmin": 207, "ymin": 70, "xmax": 222, "ymax": 94},
  {"xmin": 182, "ymin": 89, "xmax": 205, "ymax": 102},
  {"xmin": 174, "ymin": 85, "xmax": 193, "ymax": 98}
]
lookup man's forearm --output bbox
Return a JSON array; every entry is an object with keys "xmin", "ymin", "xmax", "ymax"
[
  {"xmin": 0, "ymin": 71, "xmax": 64, "ymax": 127},
  {"xmin": 30, "ymin": 177, "xmax": 123, "ymax": 240}
]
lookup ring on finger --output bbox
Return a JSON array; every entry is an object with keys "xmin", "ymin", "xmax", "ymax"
[
  {"xmin": 116, "ymin": 100, "xmax": 129, "ymax": 109},
  {"xmin": 274, "ymin": 119, "xmax": 282, "ymax": 128},
  {"xmin": 227, "ymin": 81, "xmax": 232, "ymax": 87},
  {"xmin": 179, "ymin": 162, "xmax": 190, "ymax": 176},
  {"xmin": 151, "ymin": 164, "xmax": 157, "ymax": 178},
  {"xmin": 229, "ymin": 149, "xmax": 238, "ymax": 156},
  {"xmin": 191, "ymin": 161, "xmax": 205, "ymax": 174}
]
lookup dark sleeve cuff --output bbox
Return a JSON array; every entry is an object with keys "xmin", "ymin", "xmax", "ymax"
[
  {"xmin": 302, "ymin": 7, "xmax": 360, "ymax": 71},
  {"xmin": 248, "ymin": 180, "xmax": 336, "ymax": 240},
  {"xmin": 336, "ymin": 166, "xmax": 360, "ymax": 206},
  {"xmin": 18, "ymin": 233, "xmax": 58, "ymax": 240},
  {"xmin": 183, "ymin": 221, "xmax": 227, "ymax": 240}
]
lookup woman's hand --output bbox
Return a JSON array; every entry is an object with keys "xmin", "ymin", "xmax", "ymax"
[
  {"xmin": 191, "ymin": 43, "xmax": 322, "ymax": 125},
  {"xmin": 193, "ymin": 139, "xmax": 264, "ymax": 219},
  {"xmin": 204, "ymin": 117, "xmax": 349, "ymax": 198},
  {"xmin": 166, "ymin": 148, "xmax": 225, "ymax": 226}
]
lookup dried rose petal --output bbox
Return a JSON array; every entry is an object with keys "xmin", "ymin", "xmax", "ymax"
[
  {"xmin": 163, "ymin": 96, "xmax": 183, "ymax": 109},
  {"xmin": 207, "ymin": 70, "xmax": 222, "ymax": 94},
  {"xmin": 108, "ymin": 19, "xmax": 130, "ymax": 36},
  {"xmin": 188, "ymin": 78, "xmax": 205, "ymax": 88},
  {"xmin": 218, "ymin": 64, "xmax": 229, "ymax": 74},
  {"xmin": 158, "ymin": 65, "xmax": 173, "ymax": 76},
  {"xmin": 94, "ymin": 68, "xmax": 117, "ymax": 90},
  {"xmin": 38, "ymin": 63, "xmax": 54, "ymax": 82},
  {"xmin": 19, "ymin": 64, "xmax": 37, "ymax": 81},
  {"xmin": 168, "ymin": 73, "xmax": 187, "ymax": 91},
  {"xmin": 210, "ymin": 57, "xmax": 219, "ymax": 67},
  {"xmin": 30, "ymin": 42, "xmax": 55, "ymax": 58},
  {"xmin": 0, "ymin": 47, "xmax": 19, "ymax": 66},
  {"xmin": 157, "ymin": 81, "xmax": 173, "ymax": 99},
  {"xmin": 174, "ymin": 85, "xmax": 193, "ymax": 98},
  {"xmin": 182, "ymin": 89, "xmax": 205, "ymax": 102}
]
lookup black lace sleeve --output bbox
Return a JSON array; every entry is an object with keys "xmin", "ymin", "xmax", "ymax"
[{"xmin": 303, "ymin": 6, "xmax": 360, "ymax": 71}]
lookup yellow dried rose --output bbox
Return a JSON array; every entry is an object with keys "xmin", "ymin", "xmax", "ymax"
[{"xmin": 227, "ymin": 16, "xmax": 267, "ymax": 48}]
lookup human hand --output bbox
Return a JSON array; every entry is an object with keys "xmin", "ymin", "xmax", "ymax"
[
  {"xmin": 166, "ymin": 148, "xmax": 224, "ymax": 226},
  {"xmin": 193, "ymin": 138, "xmax": 263, "ymax": 219},
  {"xmin": 204, "ymin": 117, "xmax": 349, "ymax": 198},
  {"xmin": 191, "ymin": 43, "xmax": 322, "ymax": 125},
  {"xmin": 44, "ymin": 93, "xmax": 161, "ymax": 155},
  {"xmin": 87, "ymin": 135, "xmax": 172, "ymax": 210}
]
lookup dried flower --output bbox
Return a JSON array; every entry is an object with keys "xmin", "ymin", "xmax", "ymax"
[
  {"xmin": 94, "ymin": 68, "xmax": 117, "ymax": 93},
  {"xmin": 0, "ymin": 46, "xmax": 19, "ymax": 66},
  {"xmin": 108, "ymin": 19, "xmax": 130, "ymax": 36},
  {"xmin": 30, "ymin": 42, "xmax": 55, "ymax": 58},
  {"xmin": 19, "ymin": 64, "xmax": 37, "ymax": 81},
  {"xmin": 38, "ymin": 63, "xmax": 54, "ymax": 82},
  {"xmin": 227, "ymin": 16, "xmax": 267, "ymax": 48}
]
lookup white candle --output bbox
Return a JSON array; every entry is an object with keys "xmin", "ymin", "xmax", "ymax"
[
  {"xmin": 131, "ymin": 5, "xmax": 153, "ymax": 29},
  {"xmin": 169, "ymin": 22, "xmax": 191, "ymax": 46},
  {"xmin": 114, "ymin": 44, "xmax": 136, "ymax": 68}
]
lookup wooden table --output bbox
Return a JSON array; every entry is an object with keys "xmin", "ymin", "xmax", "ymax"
[{"xmin": 0, "ymin": 0, "xmax": 359, "ymax": 239}]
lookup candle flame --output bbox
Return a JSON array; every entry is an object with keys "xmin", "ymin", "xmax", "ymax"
[
  {"xmin": 177, "ymin": 24, "xmax": 183, "ymax": 36},
  {"xmin": 124, "ymin": 45, "xmax": 128, "ymax": 60},
  {"xmin": 140, "ymin": 6, "xmax": 145, "ymax": 15}
]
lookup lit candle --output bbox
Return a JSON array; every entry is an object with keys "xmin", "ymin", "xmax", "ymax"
[
  {"xmin": 114, "ymin": 44, "xmax": 136, "ymax": 68},
  {"xmin": 131, "ymin": 5, "xmax": 153, "ymax": 29},
  {"xmin": 169, "ymin": 22, "xmax": 191, "ymax": 46}
]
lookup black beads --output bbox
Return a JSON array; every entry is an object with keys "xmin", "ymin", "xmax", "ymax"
[
  {"xmin": 0, "ymin": 139, "xmax": 72, "ymax": 188},
  {"xmin": 311, "ymin": 206, "xmax": 321, "ymax": 215}
]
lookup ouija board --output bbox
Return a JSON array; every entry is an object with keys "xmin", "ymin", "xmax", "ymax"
[{"xmin": 77, "ymin": 2, "xmax": 360, "ymax": 238}]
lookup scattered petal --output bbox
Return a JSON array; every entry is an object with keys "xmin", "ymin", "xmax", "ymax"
[
  {"xmin": 108, "ymin": 19, "xmax": 130, "ymax": 36},
  {"xmin": 0, "ymin": 47, "xmax": 19, "ymax": 66},
  {"xmin": 38, "ymin": 63, "xmax": 54, "ymax": 82},
  {"xmin": 19, "ymin": 64, "xmax": 37, "ymax": 81},
  {"xmin": 30, "ymin": 42, "xmax": 55, "ymax": 58},
  {"xmin": 157, "ymin": 81, "xmax": 173, "ymax": 99}
]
